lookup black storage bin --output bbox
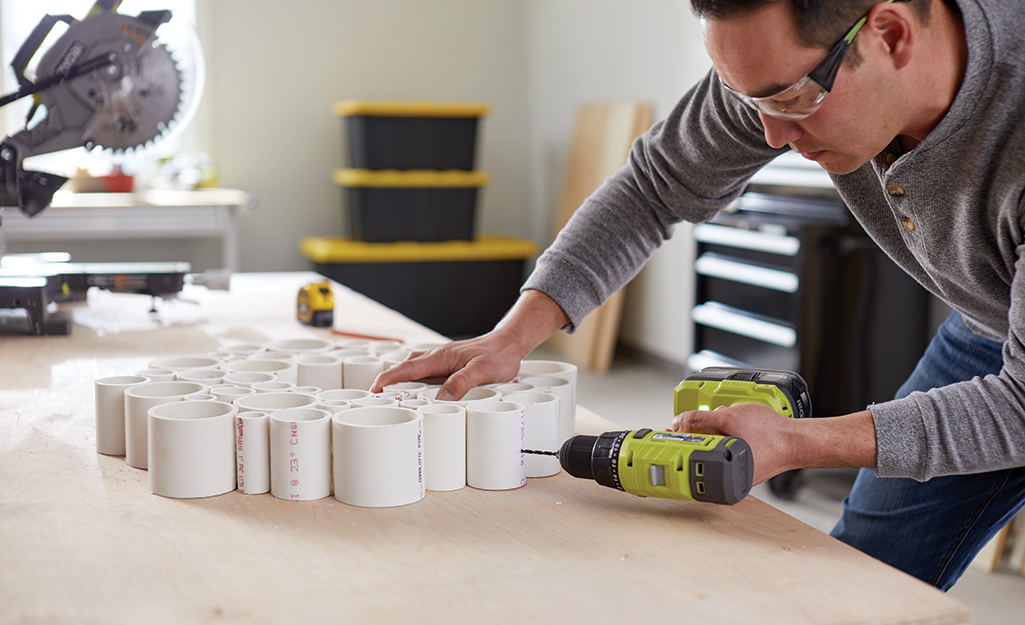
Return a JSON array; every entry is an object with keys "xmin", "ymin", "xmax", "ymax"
[
  {"xmin": 333, "ymin": 100, "xmax": 489, "ymax": 170},
  {"xmin": 334, "ymin": 169, "xmax": 490, "ymax": 243}
]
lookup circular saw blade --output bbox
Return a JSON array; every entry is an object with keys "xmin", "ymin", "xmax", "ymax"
[{"xmin": 80, "ymin": 40, "xmax": 183, "ymax": 152}]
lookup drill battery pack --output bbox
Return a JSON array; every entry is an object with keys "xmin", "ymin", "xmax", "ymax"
[{"xmin": 674, "ymin": 367, "xmax": 811, "ymax": 420}]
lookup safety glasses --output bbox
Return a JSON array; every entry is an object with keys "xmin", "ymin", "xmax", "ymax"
[{"xmin": 721, "ymin": 0, "xmax": 909, "ymax": 120}]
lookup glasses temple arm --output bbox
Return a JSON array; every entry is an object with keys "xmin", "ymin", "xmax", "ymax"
[{"xmin": 808, "ymin": 16, "xmax": 868, "ymax": 92}]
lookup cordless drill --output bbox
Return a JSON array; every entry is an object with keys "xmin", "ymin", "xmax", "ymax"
[{"xmin": 557, "ymin": 367, "xmax": 810, "ymax": 505}]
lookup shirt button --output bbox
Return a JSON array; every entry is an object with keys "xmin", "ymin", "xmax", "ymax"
[
  {"xmin": 901, "ymin": 217, "xmax": 915, "ymax": 231},
  {"xmin": 889, "ymin": 185, "xmax": 906, "ymax": 197},
  {"xmin": 885, "ymin": 153, "xmax": 898, "ymax": 166}
]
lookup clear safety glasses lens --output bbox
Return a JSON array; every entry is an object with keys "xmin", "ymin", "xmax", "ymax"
[{"xmin": 721, "ymin": 75, "xmax": 829, "ymax": 121}]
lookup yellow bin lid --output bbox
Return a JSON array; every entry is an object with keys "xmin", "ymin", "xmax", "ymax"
[
  {"xmin": 333, "ymin": 169, "xmax": 491, "ymax": 188},
  {"xmin": 301, "ymin": 235, "xmax": 538, "ymax": 264},
  {"xmin": 333, "ymin": 100, "xmax": 490, "ymax": 118}
]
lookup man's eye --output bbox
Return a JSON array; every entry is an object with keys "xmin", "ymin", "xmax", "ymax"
[{"xmin": 772, "ymin": 97, "xmax": 801, "ymax": 108}]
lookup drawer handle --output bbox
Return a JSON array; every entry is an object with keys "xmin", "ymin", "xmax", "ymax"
[
  {"xmin": 686, "ymin": 349, "xmax": 750, "ymax": 372},
  {"xmin": 694, "ymin": 254, "xmax": 799, "ymax": 293},
  {"xmin": 691, "ymin": 302, "xmax": 797, "ymax": 347},
  {"xmin": 694, "ymin": 224, "xmax": 801, "ymax": 256}
]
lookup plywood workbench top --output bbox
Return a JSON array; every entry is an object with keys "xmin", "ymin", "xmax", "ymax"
[{"xmin": 0, "ymin": 273, "xmax": 971, "ymax": 624}]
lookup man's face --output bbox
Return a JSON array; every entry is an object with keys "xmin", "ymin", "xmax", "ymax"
[{"xmin": 703, "ymin": 3, "xmax": 901, "ymax": 174}]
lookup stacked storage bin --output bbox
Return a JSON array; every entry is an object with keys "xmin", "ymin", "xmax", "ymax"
[{"xmin": 301, "ymin": 100, "xmax": 537, "ymax": 338}]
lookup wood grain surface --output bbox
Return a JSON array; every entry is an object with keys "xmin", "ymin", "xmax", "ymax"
[{"xmin": 0, "ymin": 273, "xmax": 971, "ymax": 624}]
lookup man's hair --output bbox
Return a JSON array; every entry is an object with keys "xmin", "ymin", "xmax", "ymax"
[{"xmin": 690, "ymin": 0, "xmax": 933, "ymax": 56}]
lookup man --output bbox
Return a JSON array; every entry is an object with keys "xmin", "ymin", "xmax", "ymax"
[{"xmin": 373, "ymin": 0, "xmax": 1025, "ymax": 590}]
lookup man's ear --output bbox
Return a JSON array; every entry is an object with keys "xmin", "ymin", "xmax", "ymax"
[{"xmin": 868, "ymin": 3, "xmax": 914, "ymax": 70}]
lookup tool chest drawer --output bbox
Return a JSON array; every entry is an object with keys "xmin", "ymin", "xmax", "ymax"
[
  {"xmin": 695, "ymin": 252, "xmax": 799, "ymax": 321},
  {"xmin": 693, "ymin": 223, "xmax": 802, "ymax": 270},
  {"xmin": 695, "ymin": 325, "xmax": 799, "ymax": 374},
  {"xmin": 692, "ymin": 301, "xmax": 799, "ymax": 372}
]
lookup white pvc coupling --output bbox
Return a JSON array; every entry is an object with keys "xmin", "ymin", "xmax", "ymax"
[
  {"xmin": 224, "ymin": 359, "xmax": 298, "ymax": 385},
  {"xmin": 135, "ymin": 369, "xmax": 175, "ymax": 382},
  {"xmin": 94, "ymin": 375, "xmax": 149, "ymax": 456},
  {"xmin": 209, "ymin": 385, "xmax": 257, "ymax": 403},
  {"xmin": 149, "ymin": 355, "xmax": 221, "ymax": 372},
  {"xmin": 235, "ymin": 411, "xmax": 270, "ymax": 495},
  {"xmin": 222, "ymin": 371, "xmax": 277, "ymax": 388},
  {"xmin": 519, "ymin": 374, "xmax": 575, "ymax": 445},
  {"xmin": 252, "ymin": 381, "xmax": 296, "ymax": 394},
  {"xmin": 176, "ymin": 367, "xmax": 226, "ymax": 385},
  {"xmin": 466, "ymin": 401, "xmax": 526, "ymax": 490},
  {"xmin": 318, "ymin": 389, "xmax": 372, "ymax": 403},
  {"xmin": 518, "ymin": 360, "xmax": 578, "ymax": 443},
  {"xmin": 418, "ymin": 386, "xmax": 501, "ymax": 406},
  {"xmin": 342, "ymin": 355, "xmax": 385, "ymax": 391},
  {"xmin": 351, "ymin": 396, "xmax": 399, "ymax": 408},
  {"xmin": 418, "ymin": 403, "xmax": 466, "ymax": 491},
  {"xmin": 266, "ymin": 338, "xmax": 335, "ymax": 354},
  {"xmin": 332, "ymin": 406, "xmax": 424, "ymax": 508},
  {"xmin": 233, "ymin": 392, "xmax": 318, "ymax": 413},
  {"xmin": 295, "ymin": 353, "xmax": 344, "ymax": 390},
  {"xmin": 503, "ymin": 391, "xmax": 561, "ymax": 478},
  {"xmin": 383, "ymin": 382, "xmax": 428, "ymax": 402},
  {"xmin": 124, "ymin": 381, "xmax": 207, "ymax": 469},
  {"xmin": 148, "ymin": 400, "xmax": 237, "ymax": 498},
  {"xmin": 269, "ymin": 408, "xmax": 332, "ymax": 501}
]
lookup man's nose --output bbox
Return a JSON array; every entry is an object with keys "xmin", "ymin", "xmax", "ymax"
[{"xmin": 759, "ymin": 113, "xmax": 802, "ymax": 149}]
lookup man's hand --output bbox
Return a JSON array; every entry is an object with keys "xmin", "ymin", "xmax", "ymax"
[
  {"xmin": 370, "ymin": 289, "xmax": 570, "ymax": 400},
  {"xmin": 672, "ymin": 405, "xmax": 878, "ymax": 485},
  {"xmin": 672, "ymin": 404, "xmax": 800, "ymax": 485},
  {"xmin": 371, "ymin": 332, "xmax": 524, "ymax": 400}
]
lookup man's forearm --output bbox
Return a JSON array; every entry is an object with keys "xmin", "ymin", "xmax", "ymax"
[
  {"xmin": 672, "ymin": 405, "xmax": 878, "ymax": 484},
  {"xmin": 491, "ymin": 288, "xmax": 570, "ymax": 355},
  {"xmin": 791, "ymin": 410, "xmax": 878, "ymax": 471}
]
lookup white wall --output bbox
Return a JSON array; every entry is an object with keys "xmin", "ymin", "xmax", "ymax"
[
  {"xmin": 524, "ymin": 0, "xmax": 711, "ymax": 367},
  {"xmin": 200, "ymin": 0, "xmax": 532, "ymax": 271}
]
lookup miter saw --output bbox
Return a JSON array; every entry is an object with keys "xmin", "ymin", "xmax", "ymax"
[
  {"xmin": 0, "ymin": 0, "xmax": 189, "ymax": 216},
  {"xmin": 0, "ymin": 0, "xmax": 211, "ymax": 335}
]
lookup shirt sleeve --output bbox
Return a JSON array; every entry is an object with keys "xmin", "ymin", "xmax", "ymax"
[
  {"xmin": 872, "ymin": 238, "xmax": 1025, "ymax": 481},
  {"xmin": 522, "ymin": 68, "xmax": 786, "ymax": 331}
]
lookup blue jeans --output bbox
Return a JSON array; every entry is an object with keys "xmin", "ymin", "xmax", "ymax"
[{"xmin": 830, "ymin": 311, "xmax": 1025, "ymax": 590}]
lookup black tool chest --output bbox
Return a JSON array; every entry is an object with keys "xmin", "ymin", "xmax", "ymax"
[{"xmin": 690, "ymin": 191, "xmax": 932, "ymax": 418}]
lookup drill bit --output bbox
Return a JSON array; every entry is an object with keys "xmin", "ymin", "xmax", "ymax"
[{"xmin": 522, "ymin": 449, "xmax": 559, "ymax": 457}]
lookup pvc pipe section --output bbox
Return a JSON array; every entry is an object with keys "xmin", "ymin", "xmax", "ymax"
[
  {"xmin": 270, "ymin": 408, "xmax": 332, "ymax": 501},
  {"xmin": 235, "ymin": 411, "xmax": 270, "ymax": 495},
  {"xmin": 517, "ymin": 360, "xmax": 578, "ymax": 443},
  {"xmin": 148, "ymin": 400, "xmax": 237, "ymax": 498},
  {"xmin": 94, "ymin": 375, "xmax": 149, "ymax": 456},
  {"xmin": 466, "ymin": 401, "xmax": 526, "ymax": 490},
  {"xmin": 333, "ymin": 406, "xmax": 425, "ymax": 507},
  {"xmin": 418, "ymin": 403, "xmax": 466, "ymax": 491},
  {"xmin": 295, "ymin": 353, "xmax": 344, "ymax": 390},
  {"xmin": 503, "ymin": 392, "xmax": 561, "ymax": 477},
  {"xmin": 518, "ymin": 375, "xmax": 575, "ymax": 445},
  {"xmin": 342, "ymin": 355, "xmax": 385, "ymax": 391},
  {"xmin": 124, "ymin": 381, "xmax": 207, "ymax": 469}
]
